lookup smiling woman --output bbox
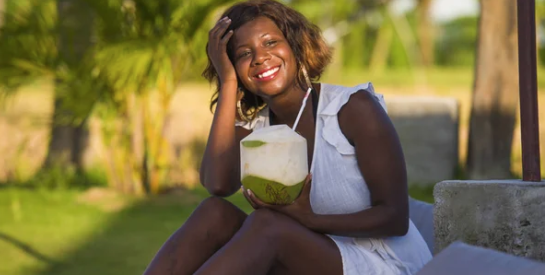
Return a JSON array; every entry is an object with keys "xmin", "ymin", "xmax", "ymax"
[
  {"xmin": 143, "ymin": 1, "xmax": 432, "ymax": 275},
  {"xmin": 204, "ymin": 0, "xmax": 332, "ymax": 122}
]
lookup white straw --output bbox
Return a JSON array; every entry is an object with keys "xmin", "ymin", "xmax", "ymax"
[{"xmin": 292, "ymin": 87, "xmax": 312, "ymax": 131}]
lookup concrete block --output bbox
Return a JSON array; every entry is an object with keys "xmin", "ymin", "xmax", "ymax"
[
  {"xmin": 417, "ymin": 241, "xmax": 545, "ymax": 275},
  {"xmin": 385, "ymin": 96, "xmax": 459, "ymax": 186},
  {"xmin": 434, "ymin": 180, "xmax": 545, "ymax": 261}
]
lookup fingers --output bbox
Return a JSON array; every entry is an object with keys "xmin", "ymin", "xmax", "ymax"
[
  {"xmin": 294, "ymin": 174, "xmax": 312, "ymax": 200},
  {"xmin": 209, "ymin": 17, "xmax": 232, "ymax": 40},
  {"xmin": 247, "ymin": 189, "xmax": 274, "ymax": 209},
  {"xmin": 220, "ymin": 30, "xmax": 234, "ymax": 46},
  {"xmin": 209, "ymin": 17, "xmax": 227, "ymax": 36},
  {"xmin": 303, "ymin": 174, "xmax": 312, "ymax": 191},
  {"xmin": 208, "ymin": 17, "xmax": 232, "ymax": 56},
  {"xmin": 306, "ymin": 173, "xmax": 313, "ymax": 184},
  {"xmin": 242, "ymin": 187, "xmax": 259, "ymax": 209}
]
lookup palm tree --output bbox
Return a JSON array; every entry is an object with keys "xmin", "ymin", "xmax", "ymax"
[
  {"xmin": 0, "ymin": 0, "xmax": 232, "ymax": 193},
  {"xmin": 89, "ymin": 0, "xmax": 236, "ymax": 194},
  {"xmin": 0, "ymin": 0, "xmax": 98, "ymax": 174},
  {"xmin": 46, "ymin": 0, "xmax": 95, "ymax": 169}
]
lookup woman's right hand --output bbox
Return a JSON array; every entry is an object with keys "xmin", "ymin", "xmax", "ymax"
[{"xmin": 208, "ymin": 17, "xmax": 237, "ymax": 86}]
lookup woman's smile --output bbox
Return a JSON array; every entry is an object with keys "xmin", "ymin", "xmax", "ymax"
[{"xmin": 253, "ymin": 65, "xmax": 281, "ymax": 82}]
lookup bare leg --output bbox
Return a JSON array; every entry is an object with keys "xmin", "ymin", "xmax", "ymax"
[
  {"xmin": 194, "ymin": 208, "xmax": 343, "ymax": 275},
  {"xmin": 143, "ymin": 196, "xmax": 247, "ymax": 275}
]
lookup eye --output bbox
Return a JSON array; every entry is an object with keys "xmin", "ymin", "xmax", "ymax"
[
  {"xmin": 238, "ymin": 51, "xmax": 251, "ymax": 58},
  {"xmin": 265, "ymin": 40, "xmax": 277, "ymax": 47}
]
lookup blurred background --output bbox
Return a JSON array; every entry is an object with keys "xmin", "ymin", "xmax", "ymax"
[{"xmin": 0, "ymin": 0, "xmax": 544, "ymax": 274}]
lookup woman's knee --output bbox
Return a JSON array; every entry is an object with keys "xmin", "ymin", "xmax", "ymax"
[
  {"xmin": 194, "ymin": 196, "xmax": 247, "ymax": 231},
  {"xmin": 244, "ymin": 209, "xmax": 297, "ymax": 240}
]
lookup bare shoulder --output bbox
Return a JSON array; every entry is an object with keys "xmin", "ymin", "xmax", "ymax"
[{"xmin": 338, "ymin": 89, "xmax": 392, "ymax": 143}]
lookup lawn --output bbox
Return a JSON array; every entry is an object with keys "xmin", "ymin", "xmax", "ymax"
[
  {"xmin": 0, "ymin": 186, "xmax": 252, "ymax": 275},
  {"xmin": 0, "ymin": 185, "xmax": 432, "ymax": 275}
]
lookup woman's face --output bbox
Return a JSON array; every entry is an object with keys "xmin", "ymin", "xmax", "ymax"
[{"xmin": 231, "ymin": 16, "xmax": 298, "ymax": 99}]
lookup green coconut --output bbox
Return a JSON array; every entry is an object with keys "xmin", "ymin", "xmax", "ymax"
[
  {"xmin": 242, "ymin": 175, "xmax": 305, "ymax": 205},
  {"xmin": 240, "ymin": 125, "xmax": 308, "ymax": 205}
]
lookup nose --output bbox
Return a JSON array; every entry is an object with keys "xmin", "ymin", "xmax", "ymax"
[{"xmin": 252, "ymin": 48, "xmax": 270, "ymax": 66}]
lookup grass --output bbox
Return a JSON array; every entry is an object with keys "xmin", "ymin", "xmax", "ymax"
[
  {"xmin": 0, "ymin": 185, "xmax": 431, "ymax": 275},
  {"xmin": 0, "ymin": 186, "xmax": 253, "ymax": 275}
]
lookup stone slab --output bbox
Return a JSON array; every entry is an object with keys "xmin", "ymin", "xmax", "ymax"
[
  {"xmin": 417, "ymin": 241, "xmax": 545, "ymax": 275},
  {"xmin": 434, "ymin": 180, "xmax": 545, "ymax": 261},
  {"xmin": 385, "ymin": 96, "xmax": 459, "ymax": 186}
]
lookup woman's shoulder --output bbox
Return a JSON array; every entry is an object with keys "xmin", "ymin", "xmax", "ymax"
[
  {"xmin": 319, "ymin": 82, "xmax": 386, "ymax": 116},
  {"xmin": 320, "ymin": 82, "xmax": 374, "ymax": 95}
]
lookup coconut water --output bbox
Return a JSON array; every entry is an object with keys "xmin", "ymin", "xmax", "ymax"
[{"xmin": 240, "ymin": 124, "xmax": 308, "ymax": 205}]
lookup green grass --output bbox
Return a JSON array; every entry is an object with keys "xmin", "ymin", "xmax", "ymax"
[
  {"xmin": 0, "ymin": 186, "xmax": 432, "ymax": 275},
  {"xmin": 322, "ymin": 67, "xmax": 545, "ymax": 93},
  {"xmin": 0, "ymin": 186, "xmax": 252, "ymax": 275},
  {"xmin": 408, "ymin": 185, "xmax": 435, "ymax": 204}
]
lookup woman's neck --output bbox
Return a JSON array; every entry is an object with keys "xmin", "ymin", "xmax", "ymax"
[{"xmin": 266, "ymin": 85, "xmax": 308, "ymax": 126}]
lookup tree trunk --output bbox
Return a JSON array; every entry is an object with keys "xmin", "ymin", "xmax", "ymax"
[
  {"xmin": 466, "ymin": 0, "xmax": 519, "ymax": 179},
  {"xmin": 45, "ymin": 0, "xmax": 93, "ymax": 169},
  {"xmin": 416, "ymin": 0, "xmax": 434, "ymax": 67}
]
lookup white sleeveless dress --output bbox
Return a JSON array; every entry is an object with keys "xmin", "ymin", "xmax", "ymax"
[{"xmin": 236, "ymin": 83, "xmax": 432, "ymax": 275}]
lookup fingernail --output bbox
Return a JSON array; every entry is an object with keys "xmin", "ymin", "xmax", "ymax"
[{"xmin": 247, "ymin": 189, "xmax": 253, "ymax": 196}]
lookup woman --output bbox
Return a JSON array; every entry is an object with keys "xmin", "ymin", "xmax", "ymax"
[{"xmin": 144, "ymin": 0, "xmax": 432, "ymax": 274}]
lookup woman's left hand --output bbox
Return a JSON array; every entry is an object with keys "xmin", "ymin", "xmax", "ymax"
[{"xmin": 242, "ymin": 174, "xmax": 316, "ymax": 227}]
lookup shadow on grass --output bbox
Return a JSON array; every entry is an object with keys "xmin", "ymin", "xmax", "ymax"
[
  {"xmin": 0, "ymin": 232, "xmax": 56, "ymax": 264},
  {"xmin": 34, "ymin": 188, "xmax": 252, "ymax": 275}
]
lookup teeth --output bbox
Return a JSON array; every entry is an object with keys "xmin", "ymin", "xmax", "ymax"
[{"xmin": 258, "ymin": 67, "xmax": 279, "ymax": 79}]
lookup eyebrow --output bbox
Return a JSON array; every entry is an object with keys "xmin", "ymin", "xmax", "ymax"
[{"xmin": 235, "ymin": 32, "xmax": 271, "ymax": 51}]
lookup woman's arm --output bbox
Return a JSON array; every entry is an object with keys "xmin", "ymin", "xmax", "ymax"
[
  {"xmin": 200, "ymin": 82, "xmax": 251, "ymax": 197},
  {"xmin": 199, "ymin": 17, "xmax": 251, "ymax": 197},
  {"xmin": 307, "ymin": 90, "xmax": 409, "ymax": 238}
]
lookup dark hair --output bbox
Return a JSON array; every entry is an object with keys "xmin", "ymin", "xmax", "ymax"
[{"xmin": 202, "ymin": 0, "xmax": 332, "ymax": 120}]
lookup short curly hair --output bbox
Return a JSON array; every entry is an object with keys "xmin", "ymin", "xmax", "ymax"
[{"xmin": 202, "ymin": 0, "xmax": 333, "ymax": 121}]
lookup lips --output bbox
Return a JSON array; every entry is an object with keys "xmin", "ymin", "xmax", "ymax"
[{"xmin": 253, "ymin": 66, "xmax": 280, "ymax": 82}]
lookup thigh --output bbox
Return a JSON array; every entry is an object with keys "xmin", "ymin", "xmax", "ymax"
[
  {"xmin": 251, "ymin": 209, "xmax": 343, "ymax": 275},
  {"xmin": 144, "ymin": 196, "xmax": 248, "ymax": 275}
]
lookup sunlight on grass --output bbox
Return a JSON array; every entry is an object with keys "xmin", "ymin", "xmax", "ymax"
[
  {"xmin": 0, "ymin": 187, "xmax": 253, "ymax": 275},
  {"xmin": 0, "ymin": 188, "xmax": 110, "ymax": 275},
  {"xmin": 0, "ymin": 185, "xmax": 426, "ymax": 275}
]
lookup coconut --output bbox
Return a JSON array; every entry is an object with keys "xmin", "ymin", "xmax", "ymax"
[{"xmin": 240, "ymin": 124, "xmax": 308, "ymax": 205}]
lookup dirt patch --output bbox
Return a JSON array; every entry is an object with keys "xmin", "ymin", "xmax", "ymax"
[{"xmin": 77, "ymin": 187, "xmax": 131, "ymax": 212}]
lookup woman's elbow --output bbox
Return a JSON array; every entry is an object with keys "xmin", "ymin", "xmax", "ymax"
[
  {"xmin": 206, "ymin": 185, "xmax": 236, "ymax": 197},
  {"xmin": 201, "ymin": 176, "xmax": 237, "ymax": 197},
  {"xmin": 392, "ymin": 217, "xmax": 409, "ymax": 236},
  {"xmin": 387, "ymin": 206, "xmax": 410, "ymax": 236}
]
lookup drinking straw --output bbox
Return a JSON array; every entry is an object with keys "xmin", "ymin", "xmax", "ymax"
[{"xmin": 292, "ymin": 86, "xmax": 312, "ymax": 132}]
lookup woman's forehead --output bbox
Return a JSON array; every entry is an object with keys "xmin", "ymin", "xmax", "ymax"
[{"xmin": 233, "ymin": 16, "xmax": 283, "ymax": 44}]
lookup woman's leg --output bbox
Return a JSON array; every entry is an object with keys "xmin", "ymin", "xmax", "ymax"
[
  {"xmin": 143, "ymin": 196, "xmax": 248, "ymax": 275},
  {"xmin": 194, "ymin": 208, "xmax": 343, "ymax": 275}
]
